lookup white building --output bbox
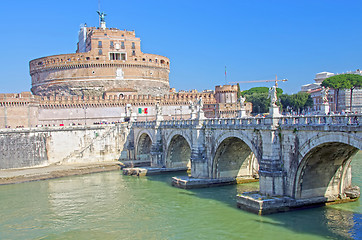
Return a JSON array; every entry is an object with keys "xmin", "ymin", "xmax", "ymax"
[{"xmin": 301, "ymin": 70, "xmax": 362, "ymax": 113}]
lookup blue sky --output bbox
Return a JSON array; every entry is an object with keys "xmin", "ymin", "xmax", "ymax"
[{"xmin": 1, "ymin": 0, "xmax": 362, "ymax": 94}]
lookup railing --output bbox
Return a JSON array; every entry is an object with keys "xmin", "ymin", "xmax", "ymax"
[
  {"xmin": 278, "ymin": 114, "xmax": 360, "ymax": 126},
  {"xmin": 132, "ymin": 114, "xmax": 361, "ymax": 129}
]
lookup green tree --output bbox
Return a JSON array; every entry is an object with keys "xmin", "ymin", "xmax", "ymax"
[
  {"xmin": 348, "ymin": 74, "xmax": 362, "ymax": 112},
  {"xmin": 237, "ymin": 83, "xmax": 241, "ymax": 99},
  {"xmin": 241, "ymin": 87, "xmax": 284, "ymax": 114},
  {"xmin": 321, "ymin": 74, "xmax": 352, "ymax": 112},
  {"xmin": 245, "ymin": 93, "xmax": 269, "ymax": 114},
  {"xmin": 241, "ymin": 87, "xmax": 269, "ymax": 96},
  {"xmin": 280, "ymin": 92, "xmax": 313, "ymax": 113}
]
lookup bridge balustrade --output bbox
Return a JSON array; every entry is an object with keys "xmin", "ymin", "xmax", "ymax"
[
  {"xmin": 131, "ymin": 114, "xmax": 360, "ymax": 129},
  {"xmin": 278, "ymin": 114, "xmax": 360, "ymax": 126}
]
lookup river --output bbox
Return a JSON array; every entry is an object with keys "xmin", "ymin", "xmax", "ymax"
[{"xmin": 0, "ymin": 152, "xmax": 361, "ymax": 240}]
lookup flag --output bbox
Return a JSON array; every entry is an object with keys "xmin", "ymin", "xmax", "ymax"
[{"xmin": 138, "ymin": 108, "xmax": 148, "ymax": 114}]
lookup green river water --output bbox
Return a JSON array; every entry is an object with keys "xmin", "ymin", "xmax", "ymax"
[{"xmin": 0, "ymin": 152, "xmax": 361, "ymax": 240}]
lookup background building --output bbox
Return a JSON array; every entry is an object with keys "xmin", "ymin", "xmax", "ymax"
[{"xmin": 301, "ymin": 70, "xmax": 362, "ymax": 113}]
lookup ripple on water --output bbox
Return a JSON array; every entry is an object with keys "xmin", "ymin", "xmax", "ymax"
[{"xmin": 0, "ymin": 162, "xmax": 360, "ymax": 240}]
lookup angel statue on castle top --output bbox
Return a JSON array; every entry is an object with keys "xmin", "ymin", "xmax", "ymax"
[{"xmin": 97, "ymin": 11, "xmax": 106, "ymax": 22}]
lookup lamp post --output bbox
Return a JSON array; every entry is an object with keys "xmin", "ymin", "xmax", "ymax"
[{"xmin": 84, "ymin": 105, "xmax": 87, "ymax": 125}]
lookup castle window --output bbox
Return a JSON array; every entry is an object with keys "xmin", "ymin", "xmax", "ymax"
[
  {"xmin": 121, "ymin": 42, "xmax": 125, "ymax": 49},
  {"xmin": 98, "ymin": 49, "xmax": 103, "ymax": 55},
  {"xmin": 121, "ymin": 53, "xmax": 126, "ymax": 60},
  {"xmin": 110, "ymin": 41, "xmax": 114, "ymax": 49},
  {"xmin": 155, "ymin": 59, "xmax": 158, "ymax": 63},
  {"xmin": 132, "ymin": 42, "xmax": 135, "ymax": 49},
  {"xmin": 132, "ymin": 50, "xmax": 136, "ymax": 56},
  {"xmin": 142, "ymin": 58, "xmax": 146, "ymax": 62},
  {"xmin": 98, "ymin": 41, "xmax": 102, "ymax": 48},
  {"xmin": 149, "ymin": 59, "xmax": 152, "ymax": 62},
  {"xmin": 86, "ymin": 57, "xmax": 90, "ymax": 60},
  {"xmin": 109, "ymin": 53, "xmax": 121, "ymax": 60},
  {"xmin": 160, "ymin": 60, "xmax": 165, "ymax": 64}
]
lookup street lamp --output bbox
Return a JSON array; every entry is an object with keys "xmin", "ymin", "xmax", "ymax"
[{"xmin": 84, "ymin": 105, "xmax": 87, "ymax": 125}]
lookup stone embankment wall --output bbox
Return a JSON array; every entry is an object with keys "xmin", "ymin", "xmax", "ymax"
[{"xmin": 0, "ymin": 124, "xmax": 130, "ymax": 169}]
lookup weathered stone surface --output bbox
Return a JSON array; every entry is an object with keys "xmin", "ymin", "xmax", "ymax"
[
  {"xmin": 0, "ymin": 124, "xmax": 129, "ymax": 169},
  {"xmin": 345, "ymin": 186, "xmax": 360, "ymax": 199},
  {"xmin": 130, "ymin": 116, "xmax": 362, "ymax": 213},
  {"xmin": 123, "ymin": 167, "xmax": 187, "ymax": 176},
  {"xmin": 172, "ymin": 176, "xmax": 236, "ymax": 189}
]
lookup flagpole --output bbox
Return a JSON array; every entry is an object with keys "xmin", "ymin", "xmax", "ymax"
[{"xmin": 225, "ymin": 66, "xmax": 227, "ymax": 85}]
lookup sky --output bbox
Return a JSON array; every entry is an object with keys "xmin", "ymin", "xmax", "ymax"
[{"xmin": 1, "ymin": 0, "xmax": 362, "ymax": 94}]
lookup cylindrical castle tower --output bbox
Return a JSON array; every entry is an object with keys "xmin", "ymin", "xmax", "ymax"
[
  {"xmin": 29, "ymin": 16, "xmax": 170, "ymax": 97},
  {"xmin": 215, "ymin": 85, "xmax": 238, "ymax": 103}
]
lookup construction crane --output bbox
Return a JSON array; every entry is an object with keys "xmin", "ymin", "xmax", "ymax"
[{"xmin": 229, "ymin": 75, "xmax": 288, "ymax": 88}]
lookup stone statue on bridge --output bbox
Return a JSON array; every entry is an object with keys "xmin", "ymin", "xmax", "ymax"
[
  {"xmin": 196, "ymin": 97, "xmax": 205, "ymax": 120},
  {"xmin": 156, "ymin": 102, "xmax": 162, "ymax": 116},
  {"xmin": 189, "ymin": 100, "xmax": 197, "ymax": 119},
  {"xmin": 268, "ymin": 86, "xmax": 278, "ymax": 107},
  {"xmin": 238, "ymin": 96, "xmax": 247, "ymax": 118},
  {"xmin": 321, "ymin": 87, "xmax": 329, "ymax": 104},
  {"xmin": 197, "ymin": 98, "xmax": 204, "ymax": 111},
  {"xmin": 155, "ymin": 102, "xmax": 163, "ymax": 122},
  {"xmin": 238, "ymin": 95, "xmax": 246, "ymax": 108}
]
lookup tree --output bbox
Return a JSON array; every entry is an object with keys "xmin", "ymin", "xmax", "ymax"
[
  {"xmin": 241, "ymin": 87, "xmax": 269, "ymax": 96},
  {"xmin": 237, "ymin": 83, "xmax": 241, "ymax": 99},
  {"xmin": 241, "ymin": 87, "xmax": 283, "ymax": 114},
  {"xmin": 321, "ymin": 74, "xmax": 352, "ymax": 112},
  {"xmin": 348, "ymin": 74, "xmax": 362, "ymax": 112},
  {"xmin": 245, "ymin": 93, "xmax": 269, "ymax": 113},
  {"xmin": 280, "ymin": 92, "xmax": 313, "ymax": 113},
  {"xmin": 241, "ymin": 87, "xmax": 283, "ymax": 96}
]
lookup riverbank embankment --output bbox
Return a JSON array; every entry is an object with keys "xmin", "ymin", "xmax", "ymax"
[{"xmin": 0, "ymin": 161, "xmax": 122, "ymax": 185}]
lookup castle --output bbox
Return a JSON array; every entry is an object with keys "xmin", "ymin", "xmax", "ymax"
[{"xmin": 0, "ymin": 14, "xmax": 249, "ymax": 128}]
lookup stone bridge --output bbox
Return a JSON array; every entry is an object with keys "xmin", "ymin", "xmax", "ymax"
[{"xmin": 129, "ymin": 114, "xmax": 362, "ymax": 214}]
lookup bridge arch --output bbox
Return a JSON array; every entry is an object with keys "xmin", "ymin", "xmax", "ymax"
[
  {"xmin": 165, "ymin": 130, "xmax": 192, "ymax": 169},
  {"xmin": 135, "ymin": 130, "xmax": 154, "ymax": 161},
  {"xmin": 293, "ymin": 132, "xmax": 362, "ymax": 200},
  {"xmin": 212, "ymin": 132, "xmax": 259, "ymax": 179}
]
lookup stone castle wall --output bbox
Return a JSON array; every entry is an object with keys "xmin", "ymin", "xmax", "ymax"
[
  {"xmin": 0, "ymin": 91, "xmax": 222, "ymax": 128},
  {"xmin": 30, "ymin": 53, "xmax": 170, "ymax": 97},
  {"xmin": 29, "ymin": 25, "xmax": 171, "ymax": 97},
  {"xmin": 0, "ymin": 93, "xmax": 39, "ymax": 128}
]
